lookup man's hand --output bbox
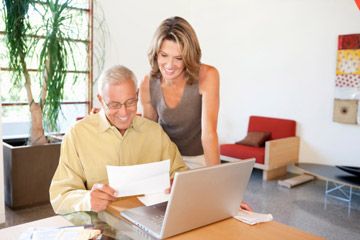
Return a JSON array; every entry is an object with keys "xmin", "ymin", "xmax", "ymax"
[
  {"xmin": 90, "ymin": 183, "xmax": 117, "ymax": 212},
  {"xmin": 164, "ymin": 178, "xmax": 174, "ymax": 194}
]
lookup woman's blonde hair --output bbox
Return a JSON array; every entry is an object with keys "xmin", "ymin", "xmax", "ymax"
[{"xmin": 148, "ymin": 16, "xmax": 201, "ymax": 84}]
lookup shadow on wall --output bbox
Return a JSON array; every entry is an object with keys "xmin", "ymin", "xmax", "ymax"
[
  {"xmin": 299, "ymin": 140, "xmax": 328, "ymax": 164},
  {"xmin": 218, "ymin": 116, "xmax": 248, "ymax": 144}
]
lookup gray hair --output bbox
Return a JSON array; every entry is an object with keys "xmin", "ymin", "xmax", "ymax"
[{"xmin": 97, "ymin": 65, "xmax": 137, "ymax": 96}]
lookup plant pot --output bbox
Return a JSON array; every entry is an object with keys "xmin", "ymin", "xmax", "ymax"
[{"xmin": 3, "ymin": 137, "xmax": 61, "ymax": 209}]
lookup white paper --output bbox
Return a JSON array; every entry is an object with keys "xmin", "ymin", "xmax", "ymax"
[
  {"xmin": 0, "ymin": 216, "xmax": 73, "ymax": 240},
  {"xmin": 233, "ymin": 210, "xmax": 273, "ymax": 225},
  {"xmin": 31, "ymin": 227, "xmax": 84, "ymax": 240},
  {"xmin": 138, "ymin": 192, "xmax": 170, "ymax": 206},
  {"xmin": 107, "ymin": 160, "xmax": 170, "ymax": 197},
  {"xmin": 19, "ymin": 226, "xmax": 100, "ymax": 240}
]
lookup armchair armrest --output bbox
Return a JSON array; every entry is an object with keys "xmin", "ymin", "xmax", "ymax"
[{"xmin": 264, "ymin": 136, "xmax": 300, "ymax": 169}]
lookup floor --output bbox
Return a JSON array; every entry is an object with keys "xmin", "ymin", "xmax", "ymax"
[
  {"xmin": 0, "ymin": 169, "xmax": 359, "ymax": 240},
  {"xmin": 244, "ymin": 169, "xmax": 360, "ymax": 240}
]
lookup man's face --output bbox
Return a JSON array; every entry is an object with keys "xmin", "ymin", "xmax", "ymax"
[{"xmin": 99, "ymin": 80, "xmax": 138, "ymax": 135}]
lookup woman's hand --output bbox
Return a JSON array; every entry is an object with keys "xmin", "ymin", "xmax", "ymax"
[{"xmin": 240, "ymin": 201, "xmax": 253, "ymax": 212}]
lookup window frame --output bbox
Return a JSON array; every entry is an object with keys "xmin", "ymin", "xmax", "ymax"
[{"xmin": 0, "ymin": 0, "xmax": 94, "ymax": 121}]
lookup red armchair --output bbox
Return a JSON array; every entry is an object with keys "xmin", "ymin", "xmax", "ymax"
[{"xmin": 220, "ymin": 116, "xmax": 300, "ymax": 180}]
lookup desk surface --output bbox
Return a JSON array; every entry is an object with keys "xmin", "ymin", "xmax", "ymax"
[
  {"xmin": 106, "ymin": 197, "xmax": 325, "ymax": 240},
  {"xmin": 0, "ymin": 198, "xmax": 325, "ymax": 240},
  {"xmin": 297, "ymin": 163, "xmax": 360, "ymax": 188}
]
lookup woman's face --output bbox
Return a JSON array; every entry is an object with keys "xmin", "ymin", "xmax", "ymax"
[{"xmin": 157, "ymin": 40, "xmax": 185, "ymax": 82}]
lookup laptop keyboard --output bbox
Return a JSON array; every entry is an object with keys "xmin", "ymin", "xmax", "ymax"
[
  {"xmin": 121, "ymin": 201, "xmax": 168, "ymax": 237},
  {"xmin": 150, "ymin": 213, "xmax": 165, "ymax": 225}
]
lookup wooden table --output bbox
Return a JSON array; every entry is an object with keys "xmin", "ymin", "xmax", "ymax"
[{"xmin": 106, "ymin": 197, "xmax": 325, "ymax": 240}]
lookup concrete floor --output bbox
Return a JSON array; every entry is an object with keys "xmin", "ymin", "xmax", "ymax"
[
  {"xmin": 0, "ymin": 169, "xmax": 359, "ymax": 240},
  {"xmin": 244, "ymin": 169, "xmax": 360, "ymax": 240}
]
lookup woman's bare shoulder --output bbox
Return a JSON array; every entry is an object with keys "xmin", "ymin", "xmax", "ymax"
[
  {"xmin": 199, "ymin": 64, "xmax": 219, "ymax": 85},
  {"xmin": 200, "ymin": 64, "xmax": 218, "ymax": 74},
  {"xmin": 140, "ymin": 74, "xmax": 151, "ymax": 90}
]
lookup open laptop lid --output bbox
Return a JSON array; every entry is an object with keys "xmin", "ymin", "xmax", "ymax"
[{"xmin": 160, "ymin": 158, "xmax": 255, "ymax": 238}]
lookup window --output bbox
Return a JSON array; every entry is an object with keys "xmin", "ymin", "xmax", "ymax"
[{"xmin": 0, "ymin": 0, "xmax": 93, "ymax": 136}]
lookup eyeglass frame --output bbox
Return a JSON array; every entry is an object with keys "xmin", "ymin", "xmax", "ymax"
[{"xmin": 103, "ymin": 93, "xmax": 139, "ymax": 110}]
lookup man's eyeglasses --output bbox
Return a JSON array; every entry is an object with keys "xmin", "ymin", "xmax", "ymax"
[{"xmin": 104, "ymin": 98, "xmax": 138, "ymax": 110}]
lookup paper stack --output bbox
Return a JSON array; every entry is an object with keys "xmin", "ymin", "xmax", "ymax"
[
  {"xmin": 234, "ymin": 210, "xmax": 273, "ymax": 225},
  {"xmin": 19, "ymin": 226, "xmax": 101, "ymax": 240}
]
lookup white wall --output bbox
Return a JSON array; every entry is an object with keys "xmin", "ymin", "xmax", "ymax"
[
  {"xmin": 92, "ymin": 0, "xmax": 191, "ymax": 108},
  {"xmin": 95, "ymin": 0, "xmax": 360, "ymax": 166}
]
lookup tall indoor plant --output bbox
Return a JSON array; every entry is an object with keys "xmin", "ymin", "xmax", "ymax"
[
  {"xmin": 1, "ymin": 0, "xmax": 87, "ymax": 208},
  {"xmin": 3, "ymin": 0, "xmax": 76, "ymax": 145}
]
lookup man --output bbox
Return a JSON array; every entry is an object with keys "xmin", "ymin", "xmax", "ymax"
[{"xmin": 50, "ymin": 65, "xmax": 187, "ymax": 214}]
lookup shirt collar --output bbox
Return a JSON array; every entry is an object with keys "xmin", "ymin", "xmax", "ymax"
[
  {"xmin": 98, "ymin": 110, "xmax": 110, "ymax": 133},
  {"xmin": 97, "ymin": 110, "xmax": 141, "ymax": 134}
]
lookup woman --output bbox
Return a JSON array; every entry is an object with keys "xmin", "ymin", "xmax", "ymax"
[{"xmin": 140, "ymin": 16, "xmax": 220, "ymax": 169}]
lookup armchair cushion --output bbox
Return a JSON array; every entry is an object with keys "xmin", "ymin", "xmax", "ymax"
[
  {"xmin": 235, "ymin": 131, "xmax": 270, "ymax": 147},
  {"xmin": 248, "ymin": 116, "xmax": 296, "ymax": 140},
  {"xmin": 220, "ymin": 144, "xmax": 266, "ymax": 164}
]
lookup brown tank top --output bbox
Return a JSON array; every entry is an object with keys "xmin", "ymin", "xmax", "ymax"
[{"xmin": 150, "ymin": 78, "xmax": 203, "ymax": 156}]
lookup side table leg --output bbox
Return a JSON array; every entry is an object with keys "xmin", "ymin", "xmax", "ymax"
[
  {"xmin": 348, "ymin": 187, "xmax": 353, "ymax": 216},
  {"xmin": 324, "ymin": 180, "xmax": 355, "ymax": 216},
  {"xmin": 324, "ymin": 180, "xmax": 329, "ymax": 210}
]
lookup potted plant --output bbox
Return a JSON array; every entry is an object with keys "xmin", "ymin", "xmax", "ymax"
[{"xmin": 1, "ymin": 0, "xmax": 89, "ymax": 208}]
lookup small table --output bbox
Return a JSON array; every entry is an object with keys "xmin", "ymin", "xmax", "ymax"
[{"xmin": 296, "ymin": 163, "xmax": 360, "ymax": 214}]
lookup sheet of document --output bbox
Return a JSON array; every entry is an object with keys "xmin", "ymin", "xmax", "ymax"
[
  {"xmin": 0, "ymin": 216, "xmax": 73, "ymax": 240},
  {"xmin": 107, "ymin": 160, "xmax": 170, "ymax": 197},
  {"xmin": 19, "ymin": 226, "xmax": 101, "ymax": 240},
  {"xmin": 138, "ymin": 192, "xmax": 170, "ymax": 206}
]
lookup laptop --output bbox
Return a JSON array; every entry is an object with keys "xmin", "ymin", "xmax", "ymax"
[{"xmin": 120, "ymin": 158, "xmax": 255, "ymax": 239}]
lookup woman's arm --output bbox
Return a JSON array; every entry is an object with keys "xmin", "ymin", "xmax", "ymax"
[
  {"xmin": 199, "ymin": 65, "xmax": 220, "ymax": 166},
  {"xmin": 140, "ymin": 75, "xmax": 158, "ymax": 121}
]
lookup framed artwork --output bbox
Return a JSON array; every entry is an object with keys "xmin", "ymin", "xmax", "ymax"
[{"xmin": 333, "ymin": 34, "xmax": 360, "ymax": 124}]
